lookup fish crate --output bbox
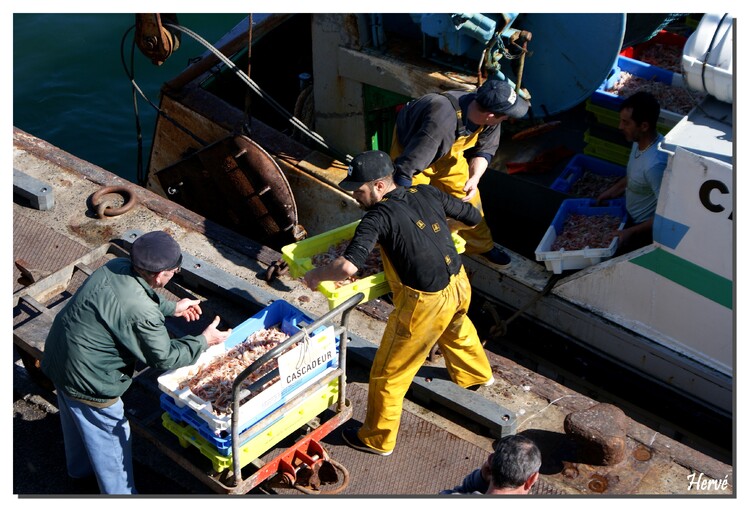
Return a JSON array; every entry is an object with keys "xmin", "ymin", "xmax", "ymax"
[
  {"xmin": 589, "ymin": 55, "xmax": 687, "ymax": 127},
  {"xmin": 620, "ymin": 30, "xmax": 688, "ymax": 74},
  {"xmin": 583, "ymin": 129, "xmax": 631, "ymax": 167},
  {"xmin": 160, "ymin": 393, "xmax": 265, "ymax": 455},
  {"xmin": 157, "ymin": 300, "xmax": 339, "ymax": 434},
  {"xmin": 585, "ymin": 100, "xmax": 674, "ymax": 135},
  {"xmin": 551, "ymin": 154, "xmax": 625, "ymax": 197},
  {"xmin": 160, "ymin": 377, "xmax": 340, "ymax": 473},
  {"xmin": 281, "ymin": 220, "xmax": 465, "ymax": 309},
  {"xmin": 535, "ymin": 198, "xmax": 627, "ymax": 274}
]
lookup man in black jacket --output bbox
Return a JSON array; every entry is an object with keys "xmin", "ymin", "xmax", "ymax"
[{"xmin": 304, "ymin": 150, "xmax": 493, "ymax": 456}]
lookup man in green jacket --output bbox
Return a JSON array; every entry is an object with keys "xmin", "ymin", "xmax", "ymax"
[{"xmin": 41, "ymin": 231, "xmax": 231, "ymax": 494}]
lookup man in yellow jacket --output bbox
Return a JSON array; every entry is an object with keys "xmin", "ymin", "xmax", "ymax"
[{"xmin": 390, "ymin": 78, "xmax": 530, "ymax": 268}]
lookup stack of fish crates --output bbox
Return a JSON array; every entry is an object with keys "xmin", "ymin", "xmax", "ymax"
[
  {"xmin": 585, "ymin": 30, "xmax": 694, "ymax": 166},
  {"xmin": 156, "ymin": 300, "xmax": 341, "ymax": 473}
]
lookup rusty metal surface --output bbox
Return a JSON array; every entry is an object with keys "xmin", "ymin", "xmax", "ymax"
[
  {"xmin": 13, "ymin": 127, "xmax": 283, "ymax": 268},
  {"xmin": 261, "ymin": 383, "xmax": 566, "ymax": 496},
  {"xmin": 546, "ymin": 437, "xmax": 670, "ymax": 495},
  {"xmin": 155, "ymin": 134, "xmax": 301, "ymax": 248},
  {"xmin": 13, "ymin": 211, "xmax": 90, "ymax": 293}
]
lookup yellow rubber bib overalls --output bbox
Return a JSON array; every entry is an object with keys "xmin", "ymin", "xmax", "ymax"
[
  {"xmin": 390, "ymin": 110, "xmax": 495, "ymax": 255},
  {"xmin": 356, "ymin": 240, "xmax": 493, "ymax": 454}
]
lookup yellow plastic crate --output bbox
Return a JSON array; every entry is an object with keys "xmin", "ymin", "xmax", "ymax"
[
  {"xmin": 583, "ymin": 130, "xmax": 630, "ymax": 167},
  {"xmin": 585, "ymin": 100, "xmax": 675, "ymax": 135},
  {"xmin": 282, "ymin": 220, "xmax": 466, "ymax": 309},
  {"xmin": 161, "ymin": 377, "xmax": 339, "ymax": 473}
]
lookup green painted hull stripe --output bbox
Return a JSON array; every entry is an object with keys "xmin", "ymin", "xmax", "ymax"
[{"xmin": 631, "ymin": 248, "xmax": 733, "ymax": 309}]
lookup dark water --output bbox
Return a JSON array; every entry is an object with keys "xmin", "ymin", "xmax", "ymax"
[{"xmin": 13, "ymin": 13, "xmax": 249, "ymax": 183}]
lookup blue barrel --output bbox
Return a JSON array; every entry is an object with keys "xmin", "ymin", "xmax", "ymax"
[{"xmin": 502, "ymin": 13, "xmax": 626, "ymax": 118}]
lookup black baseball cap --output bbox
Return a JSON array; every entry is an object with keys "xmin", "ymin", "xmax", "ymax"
[
  {"xmin": 131, "ymin": 231, "xmax": 183, "ymax": 273},
  {"xmin": 475, "ymin": 78, "xmax": 530, "ymax": 119},
  {"xmin": 339, "ymin": 150, "xmax": 394, "ymax": 191}
]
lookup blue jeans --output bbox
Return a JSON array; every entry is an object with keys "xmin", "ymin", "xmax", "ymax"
[{"xmin": 56, "ymin": 391, "xmax": 136, "ymax": 494}]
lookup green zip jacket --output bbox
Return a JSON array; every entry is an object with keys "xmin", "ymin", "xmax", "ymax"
[{"xmin": 41, "ymin": 257, "xmax": 208, "ymax": 403}]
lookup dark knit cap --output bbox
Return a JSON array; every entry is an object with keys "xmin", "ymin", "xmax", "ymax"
[{"xmin": 131, "ymin": 231, "xmax": 183, "ymax": 273}]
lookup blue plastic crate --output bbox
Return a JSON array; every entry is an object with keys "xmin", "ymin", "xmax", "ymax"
[
  {"xmin": 157, "ymin": 300, "xmax": 339, "ymax": 434},
  {"xmin": 160, "ymin": 393, "xmax": 250, "ymax": 455},
  {"xmin": 160, "ymin": 377, "xmax": 340, "ymax": 473},
  {"xmin": 600, "ymin": 64, "xmax": 621, "ymax": 91},
  {"xmin": 551, "ymin": 154, "xmax": 626, "ymax": 196},
  {"xmin": 590, "ymin": 55, "xmax": 679, "ymax": 112}
]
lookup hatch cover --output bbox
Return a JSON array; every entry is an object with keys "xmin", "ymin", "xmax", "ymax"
[{"xmin": 156, "ymin": 134, "xmax": 304, "ymax": 248}]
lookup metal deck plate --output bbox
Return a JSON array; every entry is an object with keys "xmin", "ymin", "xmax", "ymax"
[
  {"xmin": 13, "ymin": 211, "xmax": 90, "ymax": 293},
  {"xmin": 262, "ymin": 384, "xmax": 565, "ymax": 496}
]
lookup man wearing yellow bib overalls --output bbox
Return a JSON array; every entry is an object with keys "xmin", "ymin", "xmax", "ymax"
[
  {"xmin": 390, "ymin": 78, "xmax": 530, "ymax": 268},
  {"xmin": 303, "ymin": 151, "xmax": 493, "ymax": 456}
]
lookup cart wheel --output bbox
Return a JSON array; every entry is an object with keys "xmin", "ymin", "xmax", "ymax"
[{"xmin": 293, "ymin": 459, "xmax": 350, "ymax": 495}]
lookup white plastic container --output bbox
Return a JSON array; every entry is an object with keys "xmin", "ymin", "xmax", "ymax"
[
  {"xmin": 682, "ymin": 13, "xmax": 733, "ymax": 104},
  {"xmin": 535, "ymin": 199, "xmax": 627, "ymax": 274},
  {"xmin": 157, "ymin": 301, "xmax": 339, "ymax": 434}
]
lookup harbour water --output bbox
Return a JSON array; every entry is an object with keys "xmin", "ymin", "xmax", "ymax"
[{"xmin": 13, "ymin": 13, "xmax": 249, "ymax": 183}]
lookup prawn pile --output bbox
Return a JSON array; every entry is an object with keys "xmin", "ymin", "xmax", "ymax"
[
  {"xmin": 606, "ymin": 71, "xmax": 704, "ymax": 115},
  {"xmin": 635, "ymin": 43, "xmax": 683, "ymax": 73},
  {"xmin": 312, "ymin": 240, "xmax": 383, "ymax": 287},
  {"xmin": 181, "ymin": 327, "xmax": 292, "ymax": 414},
  {"xmin": 551, "ymin": 213, "xmax": 622, "ymax": 251},
  {"xmin": 570, "ymin": 170, "xmax": 622, "ymax": 198}
]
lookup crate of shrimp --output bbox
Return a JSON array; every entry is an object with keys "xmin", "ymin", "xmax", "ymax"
[
  {"xmin": 620, "ymin": 30, "xmax": 687, "ymax": 74},
  {"xmin": 157, "ymin": 300, "xmax": 339, "ymax": 434},
  {"xmin": 282, "ymin": 220, "xmax": 466, "ymax": 309},
  {"xmin": 551, "ymin": 154, "xmax": 625, "ymax": 198},
  {"xmin": 535, "ymin": 199, "xmax": 627, "ymax": 274},
  {"xmin": 590, "ymin": 55, "xmax": 700, "ymax": 127}
]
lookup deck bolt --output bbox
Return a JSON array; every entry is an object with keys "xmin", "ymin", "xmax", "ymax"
[{"xmin": 633, "ymin": 445, "xmax": 652, "ymax": 461}]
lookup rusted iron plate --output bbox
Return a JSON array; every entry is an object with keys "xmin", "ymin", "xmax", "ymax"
[
  {"xmin": 544, "ymin": 436, "xmax": 667, "ymax": 495},
  {"xmin": 155, "ymin": 134, "xmax": 302, "ymax": 247}
]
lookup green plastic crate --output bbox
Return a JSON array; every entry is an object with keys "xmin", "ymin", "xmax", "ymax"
[
  {"xmin": 282, "ymin": 220, "xmax": 466, "ymax": 309},
  {"xmin": 585, "ymin": 100, "xmax": 675, "ymax": 135},
  {"xmin": 583, "ymin": 130, "xmax": 631, "ymax": 167},
  {"xmin": 281, "ymin": 220, "xmax": 390, "ymax": 309}
]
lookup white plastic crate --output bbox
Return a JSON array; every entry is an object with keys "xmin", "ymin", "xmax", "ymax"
[
  {"xmin": 535, "ymin": 199, "xmax": 627, "ymax": 274},
  {"xmin": 157, "ymin": 300, "xmax": 338, "ymax": 434}
]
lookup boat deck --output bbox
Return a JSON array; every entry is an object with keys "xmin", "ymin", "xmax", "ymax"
[{"xmin": 12, "ymin": 128, "xmax": 732, "ymax": 496}]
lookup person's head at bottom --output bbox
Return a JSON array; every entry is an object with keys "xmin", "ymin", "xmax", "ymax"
[{"xmin": 487, "ymin": 434, "xmax": 542, "ymax": 494}]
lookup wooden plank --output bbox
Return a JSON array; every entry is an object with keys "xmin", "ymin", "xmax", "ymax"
[
  {"xmin": 13, "ymin": 307, "xmax": 54, "ymax": 360},
  {"xmin": 337, "ymin": 46, "xmax": 476, "ymax": 99}
]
